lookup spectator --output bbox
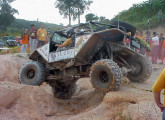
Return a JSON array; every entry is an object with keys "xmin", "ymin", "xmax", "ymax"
[
  {"xmin": 137, "ymin": 31, "xmax": 146, "ymax": 41},
  {"xmin": 21, "ymin": 29, "xmax": 29, "ymax": 53},
  {"xmin": 47, "ymin": 28, "xmax": 51, "ymax": 38},
  {"xmin": 152, "ymin": 69, "xmax": 165, "ymax": 119},
  {"xmin": 145, "ymin": 31, "xmax": 152, "ymax": 57},
  {"xmin": 145, "ymin": 31, "xmax": 151, "ymax": 44},
  {"xmin": 158, "ymin": 9, "xmax": 163, "ymax": 23},
  {"xmin": 160, "ymin": 33, "xmax": 165, "ymax": 64},
  {"xmin": 135, "ymin": 31, "xmax": 140, "ymax": 38},
  {"xmin": 37, "ymin": 24, "xmax": 48, "ymax": 48},
  {"xmin": 29, "ymin": 24, "xmax": 38, "ymax": 52},
  {"xmin": 159, "ymin": 33, "xmax": 165, "ymax": 63},
  {"xmin": 151, "ymin": 32, "xmax": 159, "ymax": 64}
]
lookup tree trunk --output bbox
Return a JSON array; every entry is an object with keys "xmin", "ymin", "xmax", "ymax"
[
  {"xmin": 69, "ymin": 6, "xmax": 71, "ymax": 26},
  {"xmin": 78, "ymin": 7, "xmax": 80, "ymax": 24}
]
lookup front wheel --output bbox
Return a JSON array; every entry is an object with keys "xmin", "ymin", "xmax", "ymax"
[
  {"xmin": 90, "ymin": 59, "xmax": 122, "ymax": 92},
  {"xmin": 18, "ymin": 61, "xmax": 46, "ymax": 85}
]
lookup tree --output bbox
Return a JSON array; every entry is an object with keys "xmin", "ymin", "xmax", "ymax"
[
  {"xmin": 73, "ymin": 0, "xmax": 93, "ymax": 24},
  {"xmin": 55, "ymin": 0, "xmax": 93, "ymax": 25},
  {"xmin": 85, "ymin": 13, "xmax": 99, "ymax": 22},
  {"xmin": 99, "ymin": 16, "xmax": 106, "ymax": 22},
  {"xmin": 99, "ymin": 16, "xmax": 110, "ymax": 24},
  {"xmin": 55, "ymin": 0, "xmax": 75, "ymax": 26},
  {"xmin": 0, "ymin": 0, "xmax": 18, "ymax": 31}
]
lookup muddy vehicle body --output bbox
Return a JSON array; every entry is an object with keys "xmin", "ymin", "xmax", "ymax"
[{"xmin": 19, "ymin": 21, "xmax": 152, "ymax": 99}]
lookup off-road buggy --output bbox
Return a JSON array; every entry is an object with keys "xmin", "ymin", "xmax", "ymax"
[{"xmin": 18, "ymin": 21, "xmax": 152, "ymax": 99}]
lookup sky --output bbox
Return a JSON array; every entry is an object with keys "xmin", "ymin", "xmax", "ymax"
[{"xmin": 11, "ymin": 0, "xmax": 148, "ymax": 26}]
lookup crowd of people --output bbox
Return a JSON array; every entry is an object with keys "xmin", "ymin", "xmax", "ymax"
[
  {"xmin": 20, "ymin": 24, "xmax": 48, "ymax": 53},
  {"xmin": 135, "ymin": 30, "xmax": 165, "ymax": 64}
]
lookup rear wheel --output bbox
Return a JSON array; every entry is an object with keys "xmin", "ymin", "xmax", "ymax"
[
  {"xmin": 127, "ymin": 55, "xmax": 152, "ymax": 83},
  {"xmin": 90, "ymin": 59, "xmax": 122, "ymax": 92},
  {"xmin": 18, "ymin": 61, "xmax": 46, "ymax": 85},
  {"xmin": 52, "ymin": 82, "xmax": 76, "ymax": 99}
]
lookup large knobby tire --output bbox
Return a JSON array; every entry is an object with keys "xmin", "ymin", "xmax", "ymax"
[
  {"xmin": 52, "ymin": 82, "xmax": 76, "ymax": 99},
  {"xmin": 127, "ymin": 55, "xmax": 152, "ymax": 83},
  {"xmin": 90, "ymin": 59, "xmax": 122, "ymax": 92},
  {"xmin": 111, "ymin": 21, "xmax": 136, "ymax": 36},
  {"xmin": 18, "ymin": 61, "xmax": 46, "ymax": 85}
]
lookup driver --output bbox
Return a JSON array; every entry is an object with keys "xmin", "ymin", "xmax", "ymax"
[
  {"xmin": 55, "ymin": 29, "xmax": 74, "ymax": 48},
  {"xmin": 55, "ymin": 33, "xmax": 72, "ymax": 48}
]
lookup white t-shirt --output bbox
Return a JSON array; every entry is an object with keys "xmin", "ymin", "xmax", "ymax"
[{"xmin": 152, "ymin": 36, "xmax": 159, "ymax": 46}]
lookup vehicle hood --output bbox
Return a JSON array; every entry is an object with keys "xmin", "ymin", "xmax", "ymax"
[{"xmin": 6, "ymin": 40, "xmax": 16, "ymax": 42}]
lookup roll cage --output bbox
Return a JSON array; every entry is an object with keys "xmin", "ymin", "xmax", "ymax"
[{"xmin": 50, "ymin": 21, "xmax": 126, "ymax": 42}]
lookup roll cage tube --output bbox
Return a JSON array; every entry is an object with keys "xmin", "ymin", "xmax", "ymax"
[{"xmin": 50, "ymin": 21, "xmax": 127, "ymax": 40}]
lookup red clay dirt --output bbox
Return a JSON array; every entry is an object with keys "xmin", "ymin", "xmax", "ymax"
[{"xmin": 0, "ymin": 54, "xmax": 164, "ymax": 120}]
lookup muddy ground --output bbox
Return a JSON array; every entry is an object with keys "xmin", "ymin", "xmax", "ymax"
[{"xmin": 0, "ymin": 54, "xmax": 164, "ymax": 120}]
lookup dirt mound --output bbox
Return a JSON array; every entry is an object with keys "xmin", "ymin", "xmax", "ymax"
[
  {"xmin": 0, "ymin": 54, "xmax": 163, "ymax": 120},
  {"xmin": 70, "ymin": 92, "xmax": 161, "ymax": 120},
  {"xmin": 0, "ymin": 81, "xmax": 161, "ymax": 120},
  {"xmin": 0, "ymin": 80, "xmax": 105, "ymax": 120},
  {"xmin": 0, "ymin": 54, "xmax": 28, "ymax": 83}
]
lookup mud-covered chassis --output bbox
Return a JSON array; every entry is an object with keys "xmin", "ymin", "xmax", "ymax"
[{"xmin": 19, "ymin": 21, "xmax": 152, "ymax": 99}]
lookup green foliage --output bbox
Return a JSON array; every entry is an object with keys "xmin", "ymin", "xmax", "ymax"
[
  {"xmin": 0, "ymin": 0, "xmax": 18, "ymax": 31},
  {"xmin": 55, "ymin": 0, "xmax": 74, "ymax": 26},
  {"xmin": 55, "ymin": 0, "xmax": 93, "ymax": 25},
  {"xmin": 85, "ymin": 13, "xmax": 99, "ymax": 22},
  {"xmin": 0, "ymin": 19, "xmax": 63, "ymax": 37},
  {"xmin": 0, "ymin": 46, "xmax": 20, "ymax": 54},
  {"xmin": 73, "ymin": 0, "xmax": 93, "ymax": 24},
  {"xmin": 99, "ymin": 16, "xmax": 111, "ymax": 24},
  {"xmin": 111, "ymin": 0, "xmax": 165, "ymax": 29},
  {"xmin": 85, "ymin": 14, "xmax": 111, "ymax": 24}
]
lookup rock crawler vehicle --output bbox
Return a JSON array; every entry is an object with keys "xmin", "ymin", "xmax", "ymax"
[{"xmin": 18, "ymin": 21, "xmax": 152, "ymax": 99}]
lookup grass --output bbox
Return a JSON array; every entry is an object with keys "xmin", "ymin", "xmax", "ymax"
[{"xmin": 0, "ymin": 46, "xmax": 30, "ymax": 54}]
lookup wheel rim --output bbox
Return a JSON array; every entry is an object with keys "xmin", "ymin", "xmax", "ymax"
[
  {"xmin": 131, "ymin": 63, "xmax": 141, "ymax": 75},
  {"xmin": 27, "ymin": 70, "xmax": 35, "ymax": 79},
  {"xmin": 99, "ymin": 71, "xmax": 109, "ymax": 83}
]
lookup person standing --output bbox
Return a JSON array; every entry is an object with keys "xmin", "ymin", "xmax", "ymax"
[
  {"xmin": 159, "ymin": 33, "xmax": 165, "ymax": 63},
  {"xmin": 160, "ymin": 34, "xmax": 165, "ymax": 64},
  {"xmin": 158, "ymin": 9, "xmax": 163, "ymax": 23},
  {"xmin": 152, "ymin": 69, "xmax": 165, "ymax": 119},
  {"xmin": 145, "ymin": 31, "xmax": 151, "ymax": 44},
  {"xmin": 137, "ymin": 31, "xmax": 146, "ymax": 41},
  {"xmin": 151, "ymin": 32, "xmax": 159, "ymax": 64},
  {"xmin": 37, "ymin": 24, "xmax": 48, "ymax": 48},
  {"xmin": 21, "ymin": 29, "xmax": 29, "ymax": 53},
  {"xmin": 29, "ymin": 24, "xmax": 38, "ymax": 52}
]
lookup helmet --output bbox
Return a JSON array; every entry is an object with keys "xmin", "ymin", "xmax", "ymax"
[{"xmin": 67, "ymin": 28, "xmax": 74, "ymax": 38}]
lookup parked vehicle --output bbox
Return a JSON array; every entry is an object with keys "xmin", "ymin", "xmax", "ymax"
[
  {"xmin": 18, "ymin": 21, "xmax": 152, "ymax": 99},
  {"xmin": 0, "ymin": 38, "xmax": 4, "ymax": 47},
  {"xmin": 15, "ymin": 36, "xmax": 22, "ymax": 46},
  {"xmin": 4, "ymin": 36, "xmax": 17, "ymax": 46}
]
